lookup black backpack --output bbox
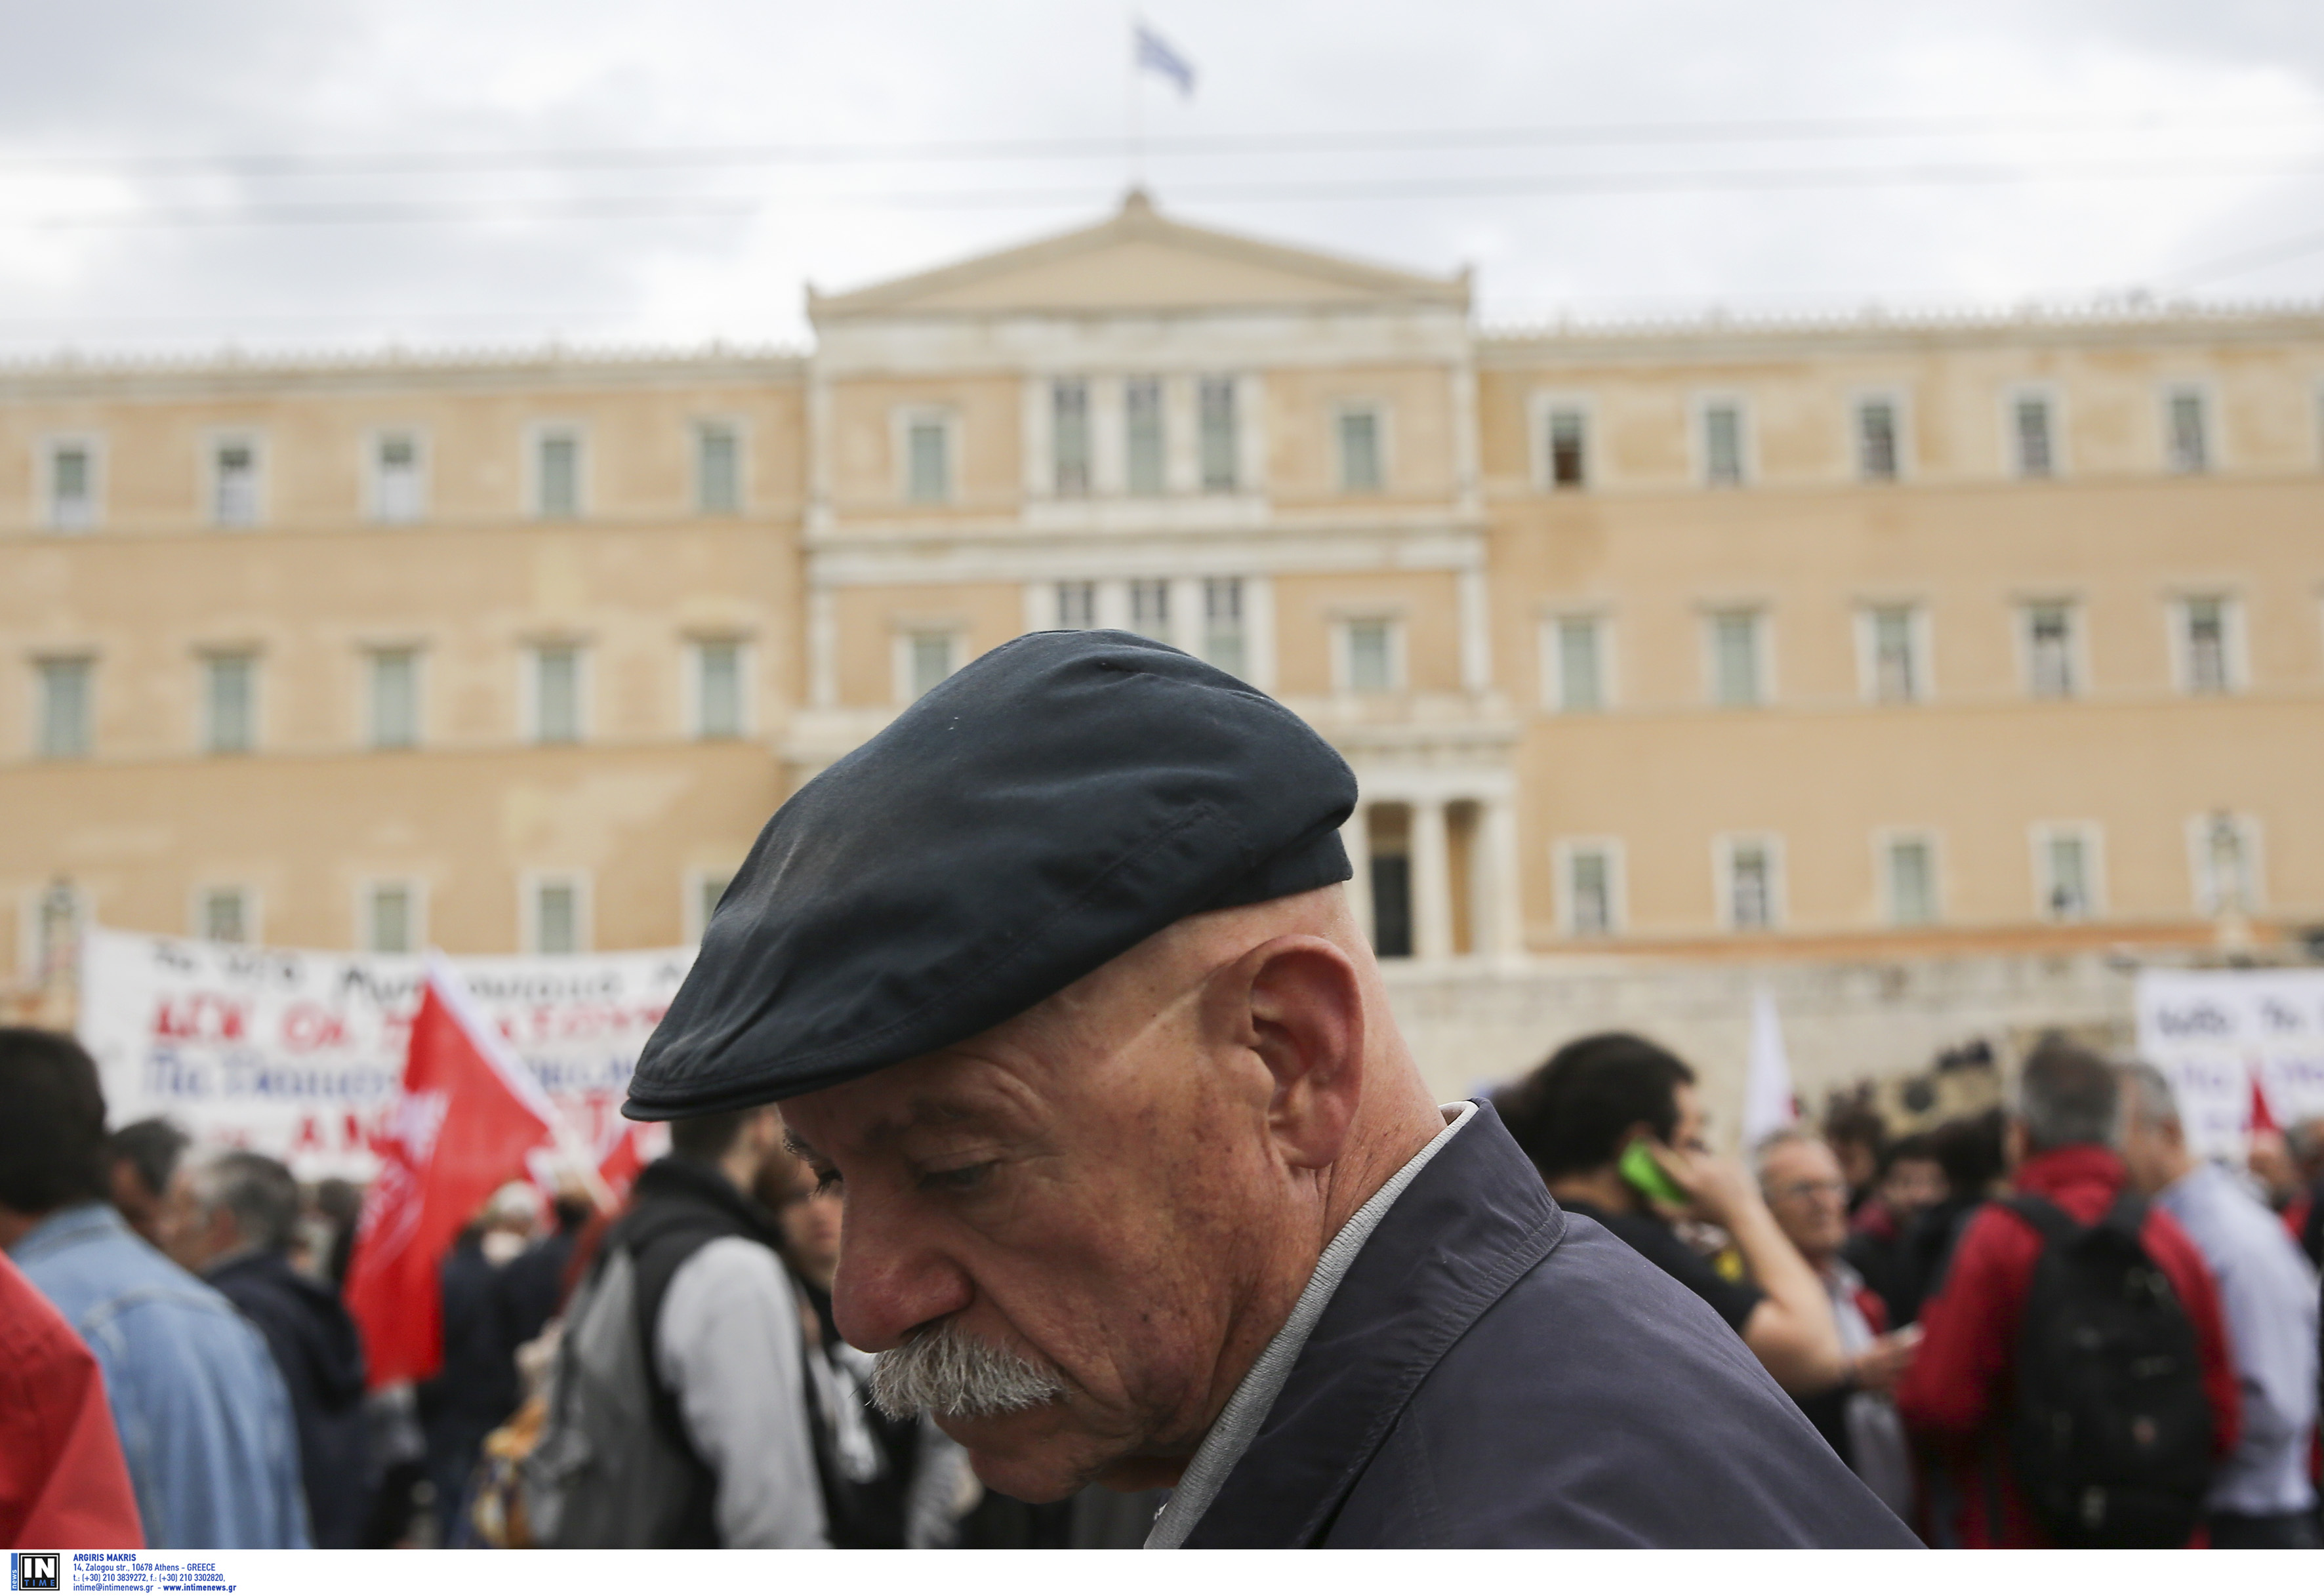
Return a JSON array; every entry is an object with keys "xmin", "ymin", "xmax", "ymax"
[{"xmin": 2005, "ymin": 1192, "xmax": 2214, "ymax": 1547}]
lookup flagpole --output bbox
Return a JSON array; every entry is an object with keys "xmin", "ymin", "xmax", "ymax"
[{"xmin": 1127, "ymin": 10, "xmax": 1143, "ymax": 190}]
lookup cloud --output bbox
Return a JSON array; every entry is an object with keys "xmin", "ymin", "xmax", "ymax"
[{"xmin": 3, "ymin": 0, "xmax": 2322, "ymax": 354}]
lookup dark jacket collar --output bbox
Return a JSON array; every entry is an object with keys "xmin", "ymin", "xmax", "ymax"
[
  {"xmin": 1185, "ymin": 1101, "xmax": 1564, "ymax": 1547},
  {"xmin": 205, "ymin": 1246, "xmax": 369, "ymax": 1406},
  {"xmin": 625, "ymin": 1154, "xmax": 782, "ymax": 1242}
]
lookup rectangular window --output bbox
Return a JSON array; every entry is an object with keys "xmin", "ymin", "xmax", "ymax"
[
  {"xmin": 536, "ymin": 430, "xmax": 581, "ymax": 518},
  {"xmin": 2014, "ymin": 395, "xmax": 2055, "ymax": 478},
  {"xmin": 1724, "ymin": 838, "xmax": 1779, "ymax": 931},
  {"xmin": 1203, "ymin": 577, "xmax": 1246, "ymax": 677},
  {"xmin": 1728, "ymin": 841, "xmax": 1775, "ymax": 929},
  {"xmin": 366, "ymin": 882, "xmax": 416, "ymax": 954},
  {"xmin": 1886, "ymin": 836, "xmax": 1937, "ymax": 926},
  {"xmin": 204, "ymin": 653, "xmax": 256, "ymax": 753},
  {"xmin": 1052, "ymin": 380, "xmax": 1091, "ymax": 497},
  {"xmin": 2024, "ymin": 604, "xmax": 2077, "ymax": 699},
  {"xmin": 1130, "ymin": 578, "xmax": 1172, "ymax": 642},
  {"xmin": 1552, "ymin": 617, "xmax": 1604, "ymax": 712},
  {"xmin": 2037, "ymin": 827, "xmax": 2097, "ymax": 921},
  {"xmin": 1857, "ymin": 398, "xmax": 1900, "ymax": 481},
  {"xmin": 1125, "ymin": 377, "xmax": 1166, "ymax": 496},
  {"xmin": 906, "ymin": 416, "xmax": 950, "ymax": 503},
  {"xmin": 213, "ymin": 440, "xmax": 260, "ymax": 526},
  {"xmin": 2180, "ymin": 597, "xmax": 2232, "ymax": 695},
  {"xmin": 695, "ymin": 640, "xmax": 744, "ymax": 739},
  {"xmin": 1546, "ymin": 407, "xmax": 1587, "ymax": 489},
  {"xmin": 1055, "ymin": 580, "xmax": 1097, "ymax": 630},
  {"xmin": 1562, "ymin": 844, "xmax": 1618, "ymax": 937},
  {"xmin": 1346, "ymin": 619, "xmax": 1396, "ymax": 693},
  {"xmin": 907, "ymin": 631, "xmax": 955, "ymax": 700},
  {"xmin": 2191, "ymin": 811, "xmax": 2260, "ymax": 916},
  {"xmin": 49, "ymin": 442, "xmax": 94, "ymax": 529},
  {"xmin": 1702, "ymin": 401, "xmax": 1744, "ymax": 486},
  {"xmin": 368, "ymin": 649, "xmax": 420, "ymax": 749},
  {"xmin": 1710, "ymin": 611, "xmax": 1763, "ymax": 706},
  {"xmin": 199, "ymin": 886, "xmax": 253, "ymax": 945},
  {"xmin": 696, "ymin": 422, "xmax": 741, "ymax": 515},
  {"xmin": 531, "ymin": 878, "xmax": 583, "ymax": 954},
  {"xmin": 532, "ymin": 645, "xmax": 582, "ymax": 743},
  {"xmin": 373, "ymin": 432, "xmax": 423, "ymax": 523},
  {"xmin": 37, "ymin": 658, "xmax": 92, "ymax": 758},
  {"xmin": 2165, "ymin": 388, "xmax": 2209, "ymax": 474},
  {"xmin": 1198, "ymin": 377, "xmax": 1238, "ymax": 493},
  {"xmin": 1867, "ymin": 606, "xmax": 1920, "ymax": 703},
  {"xmin": 1338, "ymin": 408, "xmax": 1383, "ymax": 493}
]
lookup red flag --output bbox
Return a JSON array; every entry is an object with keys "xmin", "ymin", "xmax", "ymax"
[
  {"xmin": 346, "ymin": 955, "xmax": 566, "ymax": 1387},
  {"xmin": 2249, "ymin": 1065, "xmax": 2281, "ymax": 1137}
]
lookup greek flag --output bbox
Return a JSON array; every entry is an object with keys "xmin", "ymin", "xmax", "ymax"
[{"xmin": 1134, "ymin": 22, "xmax": 1196, "ymax": 98}]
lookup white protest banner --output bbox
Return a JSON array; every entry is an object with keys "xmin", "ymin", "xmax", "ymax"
[
  {"xmin": 78, "ymin": 926, "xmax": 693, "ymax": 1177},
  {"xmin": 2133, "ymin": 968, "xmax": 2324, "ymax": 1158}
]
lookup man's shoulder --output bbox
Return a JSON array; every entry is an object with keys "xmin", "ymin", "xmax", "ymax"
[
  {"xmin": 2144, "ymin": 1186, "xmax": 2298, "ymax": 1316},
  {"xmin": 657, "ymin": 1234, "xmax": 795, "ymax": 1330},
  {"xmin": 1427, "ymin": 1210, "xmax": 1778, "ymax": 1407},
  {"xmin": 1341, "ymin": 1210, "xmax": 1913, "ymax": 1547},
  {"xmin": 22, "ymin": 1216, "xmax": 241, "ymax": 1331}
]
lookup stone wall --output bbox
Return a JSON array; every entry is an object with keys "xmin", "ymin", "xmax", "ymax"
[{"xmin": 1387, "ymin": 951, "xmax": 2145, "ymax": 1148}]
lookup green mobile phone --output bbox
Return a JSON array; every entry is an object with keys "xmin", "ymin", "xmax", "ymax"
[{"xmin": 1618, "ymin": 1139, "xmax": 1690, "ymax": 1207}]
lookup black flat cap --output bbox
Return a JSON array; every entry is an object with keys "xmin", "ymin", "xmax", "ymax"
[{"xmin": 624, "ymin": 630, "xmax": 1356, "ymax": 1118}]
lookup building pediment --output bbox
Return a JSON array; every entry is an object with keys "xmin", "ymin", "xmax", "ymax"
[{"xmin": 809, "ymin": 190, "xmax": 1469, "ymax": 321}]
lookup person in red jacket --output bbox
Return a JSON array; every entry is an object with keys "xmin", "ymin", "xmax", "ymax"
[
  {"xmin": 0, "ymin": 1246, "xmax": 143, "ymax": 1547},
  {"xmin": 1895, "ymin": 1037, "xmax": 2239, "ymax": 1547}
]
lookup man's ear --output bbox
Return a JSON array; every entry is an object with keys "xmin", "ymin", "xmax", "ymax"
[{"xmin": 1210, "ymin": 935, "xmax": 1366, "ymax": 1171}]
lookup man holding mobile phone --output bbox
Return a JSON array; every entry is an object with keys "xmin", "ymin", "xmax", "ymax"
[{"xmin": 1498, "ymin": 1033, "xmax": 1849, "ymax": 1399}]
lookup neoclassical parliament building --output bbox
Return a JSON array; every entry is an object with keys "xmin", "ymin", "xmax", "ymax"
[{"xmin": 5, "ymin": 194, "xmax": 2321, "ymax": 1106}]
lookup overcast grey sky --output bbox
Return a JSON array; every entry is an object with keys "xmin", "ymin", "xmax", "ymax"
[{"xmin": 6, "ymin": 0, "xmax": 2324, "ymax": 354}]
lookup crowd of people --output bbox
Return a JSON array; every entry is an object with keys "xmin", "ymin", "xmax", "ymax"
[
  {"xmin": 0, "ymin": 1025, "xmax": 1143, "ymax": 1550},
  {"xmin": 1496, "ymin": 1031, "xmax": 2324, "ymax": 1548},
  {"xmin": 4, "ymin": 1013, "xmax": 2319, "ymax": 1549}
]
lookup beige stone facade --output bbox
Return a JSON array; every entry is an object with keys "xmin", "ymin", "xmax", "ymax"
[{"xmin": 6, "ymin": 194, "xmax": 2322, "ymax": 1107}]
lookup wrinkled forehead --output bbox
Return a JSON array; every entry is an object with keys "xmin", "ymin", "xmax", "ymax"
[
  {"xmin": 777, "ymin": 1020, "xmax": 1095, "ymax": 1166},
  {"xmin": 777, "ymin": 913, "xmax": 1240, "ymax": 1164}
]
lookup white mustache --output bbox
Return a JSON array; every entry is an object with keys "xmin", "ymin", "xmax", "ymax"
[{"xmin": 868, "ymin": 1319, "xmax": 1069, "ymax": 1422}]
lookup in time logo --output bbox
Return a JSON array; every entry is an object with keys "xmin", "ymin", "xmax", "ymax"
[{"xmin": 10, "ymin": 1553, "xmax": 60, "ymax": 1592}]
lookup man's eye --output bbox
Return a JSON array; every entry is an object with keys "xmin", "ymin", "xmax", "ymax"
[
  {"xmin": 811, "ymin": 1168, "xmax": 843, "ymax": 1197},
  {"xmin": 921, "ymin": 1162, "xmax": 992, "ymax": 1194}
]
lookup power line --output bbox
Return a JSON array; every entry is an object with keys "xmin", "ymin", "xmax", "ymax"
[
  {"xmin": 1, "ymin": 109, "xmax": 2318, "ymax": 176},
  {"xmin": 7, "ymin": 157, "xmax": 2324, "ymax": 229}
]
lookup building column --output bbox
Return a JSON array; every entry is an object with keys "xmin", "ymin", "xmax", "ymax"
[
  {"xmin": 1482, "ymin": 794, "xmax": 1524, "ymax": 961},
  {"xmin": 1458, "ymin": 565, "xmax": 1492, "ymax": 694},
  {"xmin": 1340, "ymin": 803, "xmax": 1374, "ymax": 951},
  {"xmin": 1411, "ymin": 798, "xmax": 1453, "ymax": 963},
  {"xmin": 805, "ymin": 367, "xmax": 833, "ymax": 537}
]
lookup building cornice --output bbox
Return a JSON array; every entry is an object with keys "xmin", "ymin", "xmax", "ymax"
[
  {"xmin": 1480, "ymin": 298, "xmax": 2324, "ymax": 361},
  {"xmin": 0, "ymin": 344, "xmax": 807, "ymax": 399}
]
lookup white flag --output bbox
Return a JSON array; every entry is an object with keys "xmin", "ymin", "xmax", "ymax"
[{"xmin": 1742, "ymin": 986, "xmax": 1797, "ymax": 1147}]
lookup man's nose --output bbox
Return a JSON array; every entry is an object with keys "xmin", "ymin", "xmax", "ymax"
[{"xmin": 829, "ymin": 1200, "xmax": 975, "ymax": 1353}]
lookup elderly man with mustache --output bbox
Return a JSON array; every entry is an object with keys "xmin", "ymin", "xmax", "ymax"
[{"xmin": 626, "ymin": 631, "xmax": 1915, "ymax": 1549}]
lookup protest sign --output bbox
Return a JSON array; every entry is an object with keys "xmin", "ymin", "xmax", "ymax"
[
  {"xmin": 2133, "ymin": 968, "xmax": 2324, "ymax": 1157},
  {"xmin": 78, "ymin": 926, "xmax": 690, "ymax": 1177}
]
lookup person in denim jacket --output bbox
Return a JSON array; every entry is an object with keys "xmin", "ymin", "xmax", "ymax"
[{"xmin": 1, "ymin": 1028, "xmax": 309, "ymax": 1549}]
